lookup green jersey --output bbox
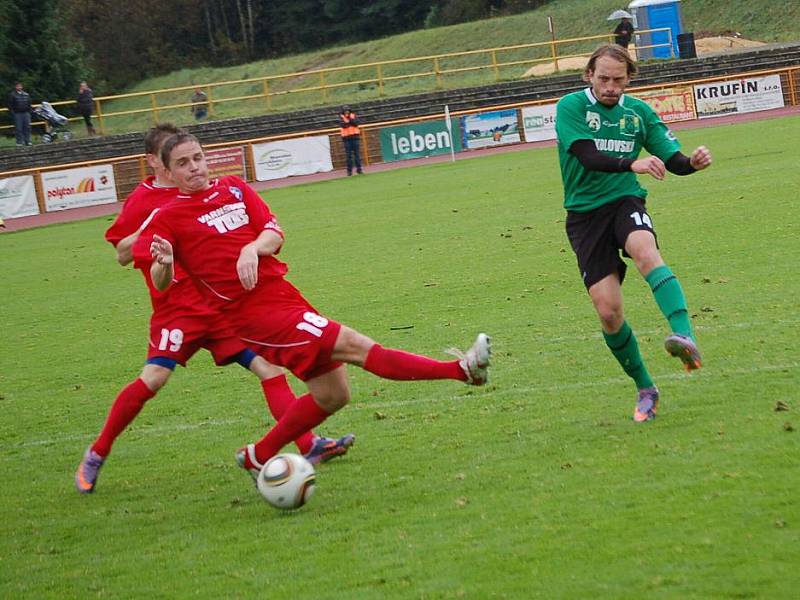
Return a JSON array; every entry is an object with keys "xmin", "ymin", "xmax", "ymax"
[{"xmin": 555, "ymin": 88, "xmax": 681, "ymax": 212}]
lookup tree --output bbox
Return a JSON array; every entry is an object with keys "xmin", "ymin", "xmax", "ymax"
[{"xmin": 0, "ymin": 0, "xmax": 90, "ymax": 103}]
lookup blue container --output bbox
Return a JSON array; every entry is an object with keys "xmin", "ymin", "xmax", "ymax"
[{"xmin": 628, "ymin": 0, "xmax": 684, "ymax": 59}]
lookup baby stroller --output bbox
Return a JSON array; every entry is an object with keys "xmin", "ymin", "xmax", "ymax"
[{"xmin": 32, "ymin": 102, "xmax": 73, "ymax": 143}]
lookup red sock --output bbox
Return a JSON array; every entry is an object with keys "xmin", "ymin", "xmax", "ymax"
[
  {"xmin": 363, "ymin": 344, "xmax": 466, "ymax": 381},
  {"xmin": 92, "ymin": 378, "xmax": 156, "ymax": 457},
  {"xmin": 261, "ymin": 375, "xmax": 315, "ymax": 454},
  {"xmin": 252, "ymin": 394, "xmax": 331, "ymax": 465}
]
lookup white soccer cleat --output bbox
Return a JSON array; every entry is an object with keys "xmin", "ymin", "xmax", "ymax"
[{"xmin": 448, "ymin": 333, "xmax": 492, "ymax": 386}]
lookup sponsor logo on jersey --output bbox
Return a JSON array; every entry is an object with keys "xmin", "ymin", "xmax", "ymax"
[
  {"xmin": 594, "ymin": 138, "xmax": 635, "ymax": 153},
  {"xmin": 229, "ymin": 186, "xmax": 243, "ymax": 201},
  {"xmin": 586, "ymin": 111, "xmax": 601, "ymax": 131},
  {"xmin": 198, "ymin": 201, "xmax": 249, "ymax": 233},
  {"xmin": 620, "ymin": 114, "xmax": 641, "ymax": 136}
]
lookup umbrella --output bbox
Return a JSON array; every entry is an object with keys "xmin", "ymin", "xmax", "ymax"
[{"xmin": 607, "ymin": 9, "xmax": 633, "ymax": 20}]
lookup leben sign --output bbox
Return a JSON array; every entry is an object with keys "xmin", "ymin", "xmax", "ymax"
[{"xmin": 380, "ymin": 119, "xmax": 462, "ymax": 162}]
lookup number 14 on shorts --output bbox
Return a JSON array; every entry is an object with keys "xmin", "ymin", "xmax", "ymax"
[{"xmin": 630, "ymin": 211, "xmax": 653, "ymax": 229}]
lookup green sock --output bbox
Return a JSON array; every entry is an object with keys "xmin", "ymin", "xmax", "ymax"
[
  {"xmin": 646, "ymin": 264, "xmax": 694, "ymax": 338},
  {"xmin": 603, "ymin": 321, "xmax": 654, "ymax": 390}
]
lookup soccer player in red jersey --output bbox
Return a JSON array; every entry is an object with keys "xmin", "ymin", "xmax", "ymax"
[
  {"xmin": 75, "ymin": 125, "xmax": 353, "ymax": 494},
  {"xmin": 140, "ymin": 133, "xmax": 492, "ymax": 480}
]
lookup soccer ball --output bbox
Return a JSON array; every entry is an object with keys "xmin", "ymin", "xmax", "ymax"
[{"xmin": 256, "ymin": 453, "xmax": 316, "ymax": 509}]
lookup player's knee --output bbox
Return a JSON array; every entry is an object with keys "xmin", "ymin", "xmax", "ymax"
[
  {"xmin": 140, "ymin": 364, "xmax": 173, "ymax": 391},
  {"xmin": 635, "ymin": 251, "xmax": 662, "ymax": 275},
  {"xmin": 312, "ymin": 387, "xmax": 350, "ymax": 413},
  {"xmin": 307, "ymin": 366, "xmax": 351, "ymax": 412},
  {"xmin": 333, "ymin": 326, "xmax": 375, "ymax": 365},
  {"xmin": 594, "ymin": 301, "xmax": 623, "ymax": 331}
]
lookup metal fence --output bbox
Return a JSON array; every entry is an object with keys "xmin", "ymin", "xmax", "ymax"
[{"xmin": 5, "ymin": 64, "xmax": 795, "ymax": 219}]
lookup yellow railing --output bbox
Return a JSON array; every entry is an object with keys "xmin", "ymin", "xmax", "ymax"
[
  {"xmin": 4, "ymin": 63, "xmax": 796, "ymax": 201},
  {"xmin": 0, "ymin": 29, "xmax": 673, "ymax": 137}
]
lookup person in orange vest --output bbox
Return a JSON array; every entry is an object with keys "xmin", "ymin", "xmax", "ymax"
[{"xmin": 339, "ymin": 105, "xmax": 363, "ymax": 176}]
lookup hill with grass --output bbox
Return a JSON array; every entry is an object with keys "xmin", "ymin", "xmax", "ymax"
[{"xmin": 128, "ymin": 0, "xmax": 798, "ymax": 94}]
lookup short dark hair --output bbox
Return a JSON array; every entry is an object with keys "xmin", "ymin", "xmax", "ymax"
[
  {"xmin": 161, "ymin": 132, "xmax": 201, "ymax": 168},
  {"xmin": 144, "ymin": 123, "xmax": 182, "ymax": 156},
  {"xmin": 341, "ymin": 105, "xmax": 351, "ymax": 112},
  {"xmin": 584, "ymin": 44, "xmax": 638, "ymax": 79}
]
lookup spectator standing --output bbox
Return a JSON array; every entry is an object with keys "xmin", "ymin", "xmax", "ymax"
[
  {"xmin": 614, "ymin": 16, "xmax": 635, "ymax": 49},
  {"xmin": 76, "ymin": 81, "xmax": 96, "ymax": 136},
  {"xmin": 8, "ymin": 82, "xmax": 32, "ymax": 146},
  {"xmin": 191, "ymin": 88, "xmax": 208, "ymax": 120},
  {"xmin": 339, "ymin": 105, "xmax": 363, "ymax": 175}
]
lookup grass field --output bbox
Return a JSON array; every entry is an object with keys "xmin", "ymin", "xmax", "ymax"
[{"xmin": 1, "ymin": 116, "xmax": 799, "ymax": 598}]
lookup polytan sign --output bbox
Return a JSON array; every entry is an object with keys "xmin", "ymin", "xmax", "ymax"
[
  {"xmin": 205, "ymin": 146, "xmax": 245, "ymax": 180},
  {"xmin": 379, "ymin": 119, "xmax": 462, "ymax": 162},
  {"xmin": 41, "ymin": 164, "xmax": 117, "ymax": 212},
  {"xmin": 253, "ymin": 135, "xmax": 333, "ymax": 181},
  {"xmin": 460, "ymin": 109, "xmax": 521, "ymax": 149},
  {"xmin": 521, "ymin": 104, "xmax": 558, "ymax": 142},
  {"xmin": 694, "ymin": 75, "xmax": 784, "ymax": 119},
  {"xmin": 634, "ymin": 87, "xmax": 696, "ymax": 123},
  {"xmin": 0, "ymin": 175, "xmax": 39, "ymax": 218}
]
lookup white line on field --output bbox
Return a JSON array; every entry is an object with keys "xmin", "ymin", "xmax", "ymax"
[
  {"xmin": 1, "ymin": 362, "xmax": 797, "ymax": 453},
  {"xmin": 531, "ymin": 318, "xmax": 800, "ymax": 345}
]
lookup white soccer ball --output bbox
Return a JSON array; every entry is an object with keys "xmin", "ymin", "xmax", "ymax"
[{"xmin": 256, "ymin": 453, "xmax": 316, "ymax": 509}]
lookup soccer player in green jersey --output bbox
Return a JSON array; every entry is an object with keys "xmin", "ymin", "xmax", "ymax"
[{"xmin": 555, "ymin": 44, "xmax": 713, "ymax": 422}]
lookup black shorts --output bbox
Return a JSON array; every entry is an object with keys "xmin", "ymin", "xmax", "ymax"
[{"xmin": 565, "ymin": 196, "xmax": 658, "ymax": 290}]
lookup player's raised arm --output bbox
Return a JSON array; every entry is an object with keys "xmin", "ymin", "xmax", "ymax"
[{"xmin": 149, "ymin": 234, "xmax": 175, "ymax": 291}]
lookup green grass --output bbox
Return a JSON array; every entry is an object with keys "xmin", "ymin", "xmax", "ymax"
[
  {"xmin": 27, "ymin": 0, "xmax": 798, "ymax": 140},
  {"xmin": 2, "ymin": 115, "xmax": 800, "ymax": 598}
]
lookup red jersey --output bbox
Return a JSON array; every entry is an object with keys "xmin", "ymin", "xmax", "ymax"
[
  {"xmin": 108, "ymin": 177, "xmax": 211, "ymax": 315},
  {"xmin": 137, "ymin": 176, "xmax": 288, "ymax": 307}
]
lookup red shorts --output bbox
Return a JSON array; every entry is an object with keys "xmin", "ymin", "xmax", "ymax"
[
  {"xmin": 147, "ymin": 309, "xmax": 246, "ymax": 366},
  {"xmin": 230, "ymin": 278, "xmax": 342, "ymax": 381}
]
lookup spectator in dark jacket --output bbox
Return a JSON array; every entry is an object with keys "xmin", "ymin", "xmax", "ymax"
[
  {"xmin": 614, "ymin": 17, "xmax": 635, "ymax": 49},
  {"xmin": 8, "ymin": 82, "xmax": 32, "ymax": 146},
  {"xmin": 77, "ymin": 81, "xmax": 96, "ymax": 135}
]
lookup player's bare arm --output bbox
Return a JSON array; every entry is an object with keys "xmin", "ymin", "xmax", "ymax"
[
  {"xmin": 631, "ymin": 155, "xmax": 666, "ymax": 180},
  {"xmin": 689, "ymin": 145, "xmax": 712, "ymax": 170},
  {"xmin": 115, "ymin": 230, "xmax": 139, "ymax": 266},
  {"xmin": 115, "ymin": 209, "xmax": 162, "ymax": 266},
  {"xmin": 150, "ymin": 234, "xmax": 175, "ymax": 291},
  {"xmin": 237, "ymin": 229, "xmax": 283, "ymax": 291}
]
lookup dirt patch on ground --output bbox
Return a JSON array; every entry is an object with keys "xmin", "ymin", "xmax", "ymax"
[
  {"xmin": 523, "ymin": 36, "xmax": 766, "ymax": 77},
  {"xmin": 695, "ymin": 35, "xmax": 765, "ymax": 53}
]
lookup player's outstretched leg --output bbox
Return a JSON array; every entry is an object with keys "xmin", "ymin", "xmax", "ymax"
[
  {"xmin": 75, "ymin": 447, "xmax": 106, "ymax": 493},
  {"xmin": 447, "ymin": 333, "xmax": 492, "ymax": 385},
  {"xmin": 664, "ymin": 334, "xmax": 702, "ymax": 371},
  {"xmin": 633, "ymin": 386, "xmax": 659, "ymax": 422},
  {"xmin": 359, "ymin": 331, "xmax": 492, "ymax": 385}
]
